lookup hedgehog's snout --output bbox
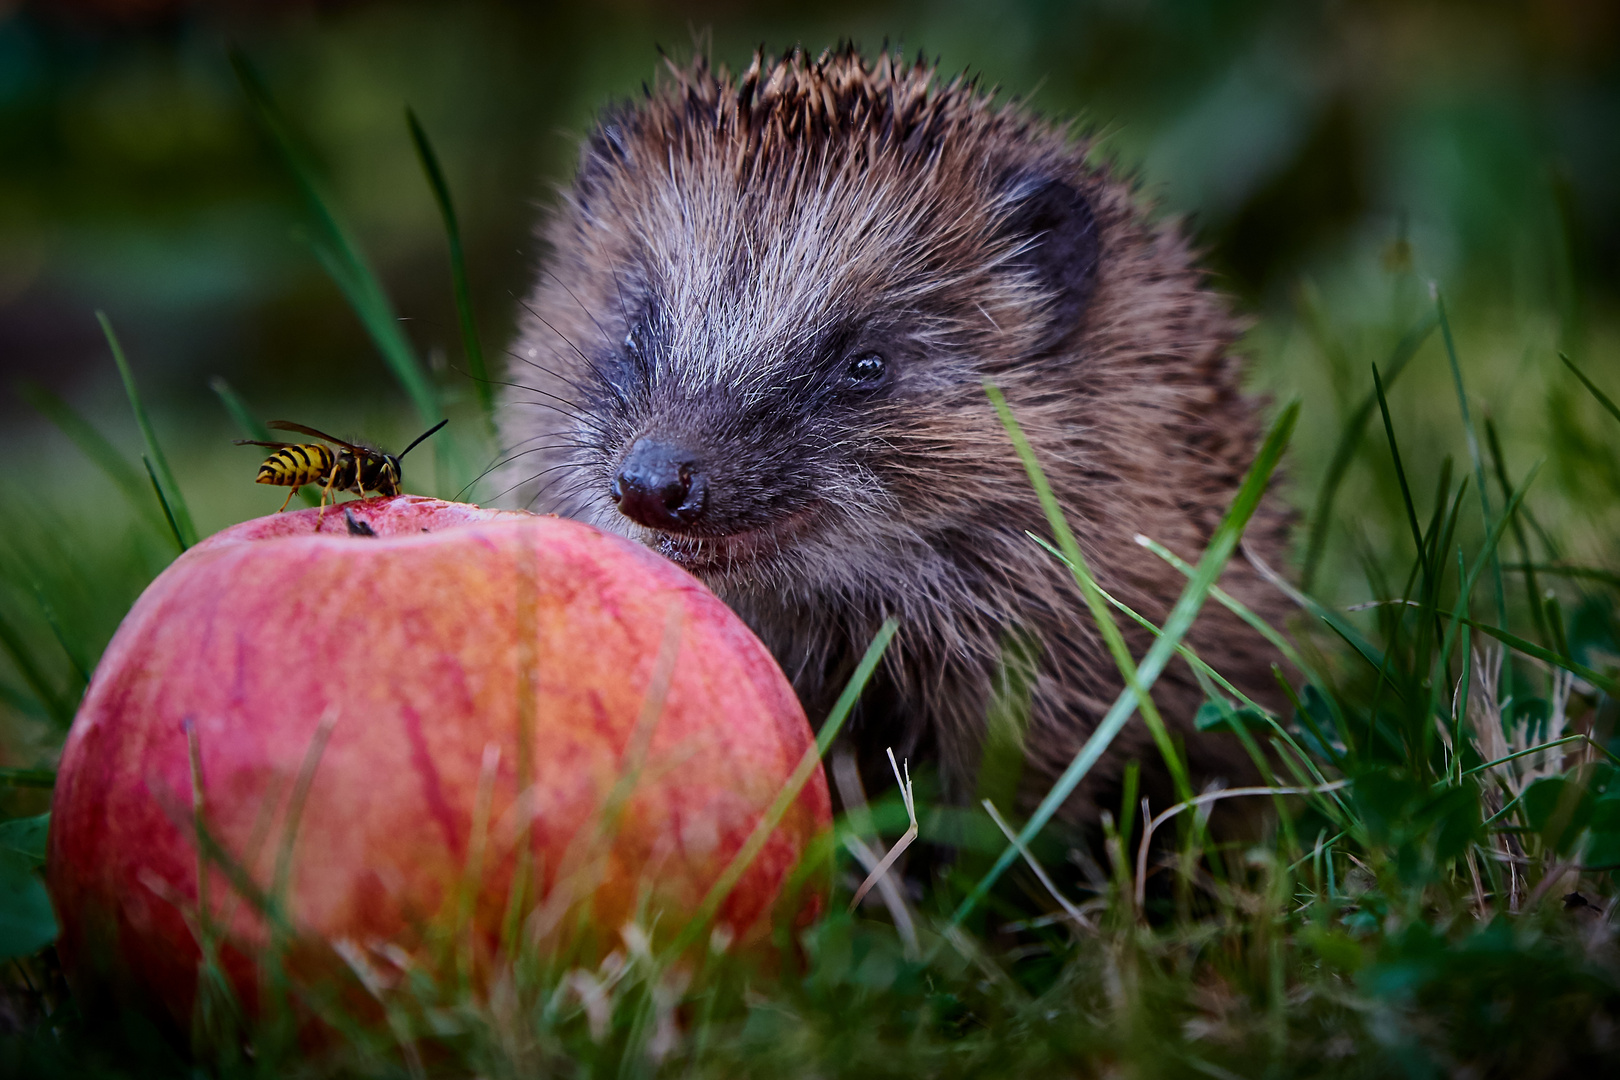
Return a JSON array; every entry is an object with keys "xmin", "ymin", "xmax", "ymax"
[{"xmin": 611, "ymin": 438, "xmax": 709, "ymax": 531}]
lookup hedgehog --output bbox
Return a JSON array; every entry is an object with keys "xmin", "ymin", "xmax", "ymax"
[{"xmin": 498, "ymin": 47, "xmax": 1294, "ymax": 823}]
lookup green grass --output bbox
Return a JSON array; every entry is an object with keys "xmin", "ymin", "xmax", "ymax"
[{"xmin": 2, "ymin": 58, "xmax": 1619, "ymax": 1080}]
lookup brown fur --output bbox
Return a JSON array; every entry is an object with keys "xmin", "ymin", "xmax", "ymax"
[{"xmin": 498, "ymin": 47, "xmax": 1293, "ymax": 821}]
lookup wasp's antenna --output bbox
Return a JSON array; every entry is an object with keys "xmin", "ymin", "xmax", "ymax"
[{"xmin": 398, "ymin": 418, "xmax": 449, "ymax": 459}]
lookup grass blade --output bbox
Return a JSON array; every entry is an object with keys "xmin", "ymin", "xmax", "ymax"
[
  {"xmin": 229, "ymin": 50, "xmax": 441, "ymax": 432},
  {"xmin": 664, "ymin": 618, "xmax": 898, "ymax": 958},
  {"xmin": 816, "ymin": 621, "xmax": 900, "ymax": 758},
  {"xmin": 209, "ymin": 377, "xmax": 321, "ymax": 508},
  {"xmin": 1423, "ymin": 469, "xmax": 1466, "ymax": 647},
  {"xmin": 16, "ymin": 381, "xmax": 167, "ymax": 534},
  {"xmin": 143, "ymin": 456, "xmax": 188, "ymax": 553},
  {"xmin": 1134, "ymin": 536, "xmax": 1320, "ymax": 689},
  {"xmin": 1300, "ymin": 310, "xmax": 1436, "ymax": 590},
  {"xmin": 24, "ymin": 580, "xmax": 90, "ymax": 687},
  {"xmin": 1456, "ymin": 734, "xmax": 1587, "ymax": 782},
  {"xmin": 407, "ymin": 107, "xmax": 492, "ymax": 422},
  {"xmin": 1559, "ymin": 351, "xmax": 1620, "ymax": 426},
  {"xmin": 0, "ymin": 681, "xmax": 48, "ymax": 718},
  {"xmin": 97, "ymin": 313, "xmax": 197, "ymax": 547},
  {"xmin": 0, "ymin": 768, "xmax": 55, "ymax": 789},
  {"xmin": 1507, "ymin": 563, "xmax": 1620, "ymax": 590},
  {"xmin": 270, "ymin": 710, "xmax": 339, "ymax": 916},
  {"xmin": 1458, "ymin": 616, "xmax": 1618, "ymax": 698},
  {"xmin": 1435, "ymin": 290, "xmax": 1507, "ymax": 628},
  {"xmin": 987, "ymin": 383, "xmax": 1193, "ymax": 804},
  {"xmin": 1451, "ymin": 546, "xmax": 1472, "ymax": 773},
  {"xmin": 1485, "ymin": 416, "xmax": 1549, "ymax": 650},
  {"xmin": 1043, "ymin": 534, "xmax": 1345, "ymax": 819},
  {"xmin": 1131, "ymin": 535, "xmax": 1356, "ymax": 776},
  {"xmin": 948, "ymin": 400, "xmax": 1299, "ymax": 930},
  {"xmin": 1245, "ymin": 545, "xmax": 1387, "ymax": 675},
  {"xmin": 1425, "ymin": 461, "xmax": 1543, "ymax": 747},
  {"xmin": 1370, "ymin": 358, "xmax": 1446, "ymax": 721},
  {"xmin": 208, "ymin": 375, "xmax": 272, "ymax": 442},
  {"xmin": 1372, "ymin": 363, "xmax": 1428, "ymax": 585},
  {"xmin": 1032, "ymin": 534, "xmax": 1265, "ymax": 715},
  {"xmin": 0, "ymin": 611, "xmax": 70, "ymax": 728}
]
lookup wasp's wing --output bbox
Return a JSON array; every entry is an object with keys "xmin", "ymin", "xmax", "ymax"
[
  {"xmin": 266, "ymin": 421, "xmax": 362, "ymax": 451},
  {"xmin": 234, "ymin": 439, "xmax": 297, "ymax": 449}
]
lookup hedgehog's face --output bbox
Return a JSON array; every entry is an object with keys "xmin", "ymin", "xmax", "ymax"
[
  {"xmin": 592, "ymin": 293, "xmax": 922, "ymax": 580},
  {"xmin": 511, "ymin": 74, "xmax": 1099, "ymax": 591}
]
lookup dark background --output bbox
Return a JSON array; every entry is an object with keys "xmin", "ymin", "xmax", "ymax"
[{"xmin": 1, "ymin": 0, "xmax": 1617, "ymax": 572}]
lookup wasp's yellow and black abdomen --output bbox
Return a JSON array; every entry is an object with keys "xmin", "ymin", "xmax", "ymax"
[{"xmin": 256, "ymin": 444, "xmax": 337, "ymax": 488}]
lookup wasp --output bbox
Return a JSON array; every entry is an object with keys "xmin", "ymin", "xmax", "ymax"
[{"xmin": 236, "ymin": 419, "xmax": 448, "ymax": 513}]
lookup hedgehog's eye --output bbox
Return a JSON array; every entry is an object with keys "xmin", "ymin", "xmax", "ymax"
[
  {"xmin": 844, "ymin": 351, "xmax": 887, "ymax": 388},
  {"xmin": 618, "ymin": 322, "xmax": 654, "ymax": 386}
]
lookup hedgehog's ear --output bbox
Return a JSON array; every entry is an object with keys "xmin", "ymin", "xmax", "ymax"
[{"xmin": 998, "ymin": 173, "xmax": 1100, "ymax": 349}]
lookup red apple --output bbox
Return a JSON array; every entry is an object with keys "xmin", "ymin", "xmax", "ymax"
[{"xmin": 47, "ymin": 496, "xmax": 829, "ymax": 1030}]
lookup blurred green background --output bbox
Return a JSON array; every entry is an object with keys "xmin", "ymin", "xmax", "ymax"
[{"xmin": 0, "ymin": 0, "xmax": 1617, "ymax": 761}]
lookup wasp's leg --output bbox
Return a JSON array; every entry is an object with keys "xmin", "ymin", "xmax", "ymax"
[
  {"xmin": 276, "ymin": 487, "xmax": 297, "ymax": 513},
  {"xmin": 317, "ymin": 470, "xmax": 341, "ymax": 529}
]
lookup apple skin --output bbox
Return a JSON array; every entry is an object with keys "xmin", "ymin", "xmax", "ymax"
[{"xmin": 47, "ymin": 496, "xmax": 829, "ymax": 1030}]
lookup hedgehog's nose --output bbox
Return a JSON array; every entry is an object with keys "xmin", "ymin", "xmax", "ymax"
[{"xmin": 611, "ymin": 439, "xmax": 708, "ymax": 531}]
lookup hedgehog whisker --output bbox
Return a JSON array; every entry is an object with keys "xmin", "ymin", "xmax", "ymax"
[
  {"xmin": 514, "ymin": 296, "xmax": 627, "ymax": 408},
  {"xmin": 499, "ymin": 347, "xmax": 595, "ymax": 401},
  {"xmin": 464, "ymin": 445, "xmax": 593, "ymax": 500},
  {"xmin": 498, "ymin": 462, "xmax": 598, "ymax": 509},
  {"xmin": 545, "ymin": 267, "xmax": 621, "ymax": 358},
  {"xmin": 529, "ymin": 472, "xmax": 600, "ymax": 514},
  {"xmin": 481, "ymin": 369, "xmax": 591, "ymax": 415}
]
